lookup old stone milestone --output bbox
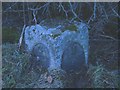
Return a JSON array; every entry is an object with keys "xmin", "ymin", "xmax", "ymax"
[{"xmin": 24, "ymin": 22, "xmax": 89, "ymax": 72}]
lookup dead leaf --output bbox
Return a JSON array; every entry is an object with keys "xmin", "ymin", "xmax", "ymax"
[{"xmin": 47, "ymin": 75, "xmax": 53, "ymax": 84}]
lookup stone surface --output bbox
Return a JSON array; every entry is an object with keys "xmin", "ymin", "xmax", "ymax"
[
  {"xmin": 24, "ymin": 22, "xmax": 89, "ymax": 70},
  {"xmin": 32, "ymin": 43, "xmax": 50, "ymax": 69},
  {"xmin": 61, "ymin": 42, "xmax": 85, "ymax": 73},
  {"xmin": 24, "ymin": 24, "xmax": 47, "ymax": 52}
]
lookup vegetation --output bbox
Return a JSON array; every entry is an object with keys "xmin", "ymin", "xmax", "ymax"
[
  {"xmin": 87, "ymin": 64, "xmax": 119, "ymax": 88},
  {"xmin": 2, "ymin": 43, "xmax": 119, "ymax": 88},
  {"xmin": 2, "ymin": 43, "xmax": 31, "ymax": 88},
  {"xmin": 2, "ymin": 43, "xmax": 65, "ymax": 88},
  {"xmin": 51, "ymin": 34, "xmax": 61, "ymax": 39}
]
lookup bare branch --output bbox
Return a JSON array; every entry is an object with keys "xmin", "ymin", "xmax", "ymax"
[
  {"xmin": 32, "ymin": 10, "xmax": 37, "ymax": 24},
  {"xmin": 99, "ymin": 34, "xmax": 118, "ymax": 41},
  {"xmin": 110, "ymin": 6, "xmax": 120, "ymax": 18},
  {"xmin": 28, "ymin": 2, "xmax": 50, "ymax": 11},
  {"xmin": 93, "ymin": 2, "xmax": 97, "ymax": 19},
  {"xmin": 87, "ymin": 14, "xmax": 94, "ymax": 24},
  {"xmin": 4, "ymin": 2, "xmax": 18, "ymax": 12},
  {"xmin": 69, "ymin": 2, "xmax": 82, "ymax": 22},
  {"xmin": 18, "ymin": 25, "xmax": 26, "ymax": 50},
  {"xmin": 59, "ymin": 2, "xmax": 68, "ymax": 19}
]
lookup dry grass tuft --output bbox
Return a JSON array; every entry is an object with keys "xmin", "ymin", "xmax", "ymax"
[{"xmin": 87, "ymin": 64, "xmax": 119, "ymax": 88}]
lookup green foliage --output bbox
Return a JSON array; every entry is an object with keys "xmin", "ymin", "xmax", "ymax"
[{"xmin": 2, "ymin": 27, "xmax": 20, "ymax": 43}]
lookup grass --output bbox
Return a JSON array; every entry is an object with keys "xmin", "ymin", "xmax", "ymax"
[
  {"xmin": 2, "ymin": 43, "xmax": 33, "ymax": 88},
  {"xmin": 2, "ymin": 43, "xmax": 64, "ymax": 88},
  {"xmin": 87, "ymin": 64, "xmax": 119, "ymax": 88},
  {"xmin": 2, "ymin": 43, "xmax": 119, "ymax": 88},
  {"xmin": 2, "ymin": 24, "xmax": 119, "ymax": 88}
]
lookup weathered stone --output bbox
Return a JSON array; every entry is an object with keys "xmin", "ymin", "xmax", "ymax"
[
  {"xmin": 24, "ymin": 22, "xmax": 89, "ymax": 71},
  {"xmin": 32, "ymin": 43, "xmax": 50, "ymax": 69},
  {"xmin": 76, "ymin": 22, "xmax": 89, "ymax": 65},
  {"xmin": 61, "ymin": 42, "xmax": 85, "ymax": 73},
  {"xmin": 24, "ymin": 24, "xmax": 47, "ymax": 52}
]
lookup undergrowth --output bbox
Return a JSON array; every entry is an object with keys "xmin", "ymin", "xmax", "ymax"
[
  {"xmin": 2, "ymin": 43, "xmax": 119, "ymax": 88},
  {"xmin": 2, "ymin": 43, "xmax": 35, "ymax": 88},
  {"xmin": 87, "ymin": 64, "xmax": 119, "ymax": 88}
]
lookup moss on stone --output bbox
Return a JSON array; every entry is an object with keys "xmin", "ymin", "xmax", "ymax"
[
  {"xmin": 62, "ymin": 24, "xmax": 78, "ymax": 32},
  {"xmin": 51, "ymin": 34, "xmax": 61, "ymax": 39}
]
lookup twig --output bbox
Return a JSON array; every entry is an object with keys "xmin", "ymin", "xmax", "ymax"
[
  {"xmin": 69, "ymin": 2, "xmax": 77, "ymax": 18},
  {"xmin": 18, "ymin": 25, "xmax": 26, "ymax": 50},
  {"xmin": 111, "ymin": 7, "xmax": 120, "ymax": 18},
  {"xmin": 32, "ymin": 10, "xmax": 37, "ymax": 24},
  {"xmin": 87, "ymin": 14, "xmax": 93, "ymax": 24},
  {"xmin": 99, "ymin": 34, "xmax": 118, "ymax": 41},
  {"xmin": 23, "ymin": 2, "xmax": 26, "ymax": 25},
  {"xmin": 28, "ymin": 2, "xmax": 50, "ymax": 11},
  {"xmin": 69, "ymin": 2, "xmax": 81, "ymax": 22},
  {"xmin": 93, "ymin": 1, "xmax": 97, "ymax": 19},
  {"xmin": 59, "ymin": 2, "xmax": 68, "ymax": 19},
  {"xmin": 98, "ymin": 3, "xmax": 108, "ymax": 19},
  {"xmin": 4, "ymin": 2, "xmax": 18, "ymax": 11}
]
